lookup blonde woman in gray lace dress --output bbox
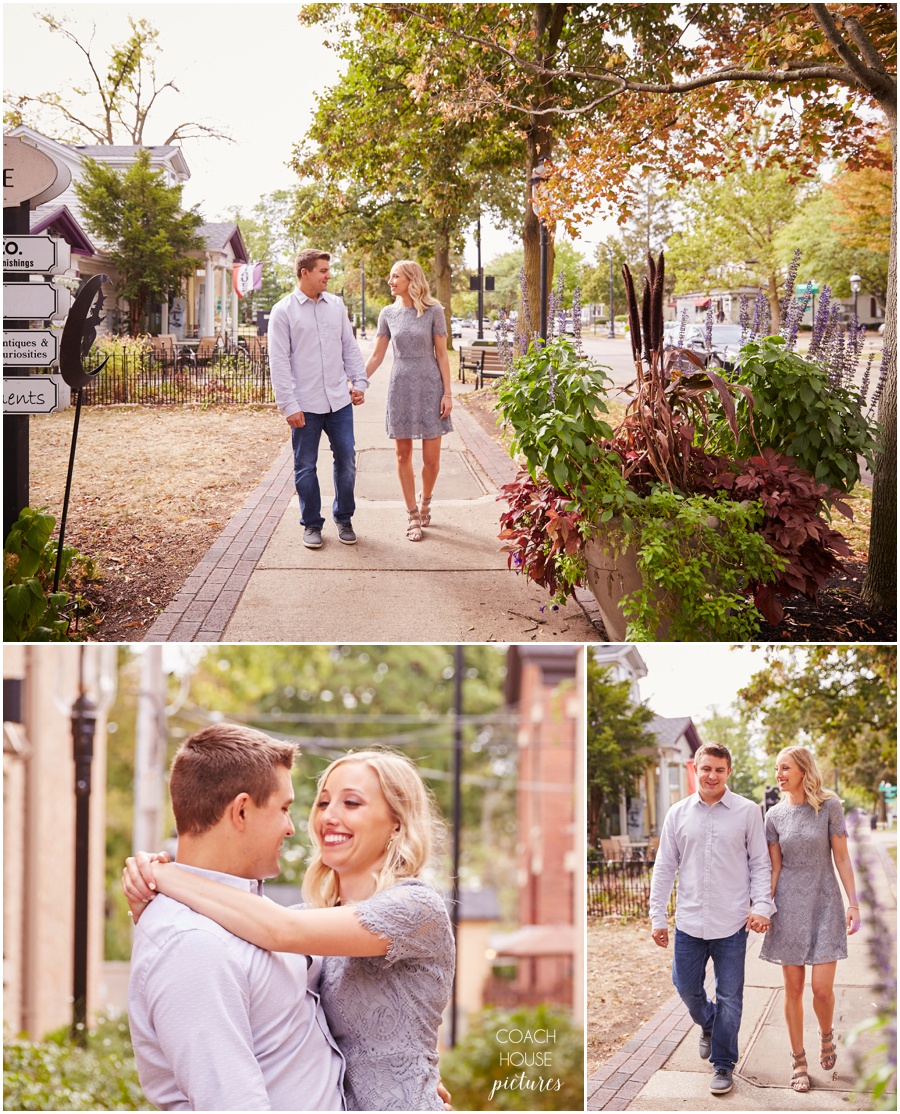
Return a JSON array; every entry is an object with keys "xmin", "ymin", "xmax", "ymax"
[
  {"xmin": 365, "ymin": 261, "xmax": 453, "ymax": 541},
  {"xmin": 759, "ymin": 746, "xmax": 861, "ymax": 1094},
  {"xmin": 126, "ymin": 749, "xmax": 455, "ymax": 1111}
]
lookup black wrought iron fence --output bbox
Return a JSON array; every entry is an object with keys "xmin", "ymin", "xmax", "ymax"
[
  {"xmin": 587, "ymin": 859, "xmax": 677, "ymax": 920},
  {"xmin": 82, "ymin": 349, "xmax": 274, "ymax": 406}
]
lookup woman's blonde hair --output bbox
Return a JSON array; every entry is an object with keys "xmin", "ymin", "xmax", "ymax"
[
  {"xmin": 302, "ymin": 747, "xmax": 444, "ymax": 908},
  {"xmin": 392, "ymin": 260, "xmax": 440, "ymax": 317},
  {"xmin": 775, "ymin": 745, "xmax": 838, "ymax": 813}
]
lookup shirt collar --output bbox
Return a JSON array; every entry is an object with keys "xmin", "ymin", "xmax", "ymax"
[
  {"xmin": 171, "ymin": 861, "xmax": 263, "ymax": 895},
  {"xmin": 693, "ymin": 785, "xmax": 733, "ymax": 809},
  {"xmin": 293, "ymin": 288, "xmax": 332, "ymax": 307}
]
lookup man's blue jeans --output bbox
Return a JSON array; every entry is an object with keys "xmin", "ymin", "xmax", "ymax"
[
  {"xmin": 291, "ymin": 404, "xmax": 356, "ymax": 530},
  {"xmin": 672, "ymin": 926, "xmax": 747, "ymax": 1071}
]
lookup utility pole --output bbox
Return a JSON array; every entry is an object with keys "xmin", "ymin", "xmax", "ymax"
[{"xmin": 133, "ymin": 646, "xmax": 166, "ymax": 855}]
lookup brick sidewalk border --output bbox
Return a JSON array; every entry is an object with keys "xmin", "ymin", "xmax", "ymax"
[
  {"xmin": 143, "ymin": 444, "xmax": 295, "ymax": 643},
  {"xmin": 142, "ymin": 397, "xmax": 608, "ymax": 643},
  {"xmin": 587, "ymin": 993, "xmax": 692, "ymax": 1110}
]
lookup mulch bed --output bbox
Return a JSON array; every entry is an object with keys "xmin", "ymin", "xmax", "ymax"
[{"xmin": 757, "ymin": 560, "xmax": 895, "ymax": 643}]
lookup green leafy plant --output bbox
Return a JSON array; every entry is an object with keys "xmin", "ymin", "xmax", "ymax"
[
  {"xmin": 4, "ymin": 508, "xmax": 98, "ymax": 642},
  {"xmin": 439, "ymin": 1004, "xmax": 583, "ymax": 1111},
  {"xmin": 498, "ymin": 471, "xmax": 591, "ymax": 603},
  {"xmin": 619, "ymin": 488, "xmax": 784, "ymax": 641},
  {"xmin": 3, "ymin": 1014, "xmax": 145, "ymax": 1111},
  {"xmin": 708, "ymin": 336, "xmax": 880, "ymax": 493},
  {"xmin": 495, "ymin": 335, "xmax": 625, "ymax": 501}
]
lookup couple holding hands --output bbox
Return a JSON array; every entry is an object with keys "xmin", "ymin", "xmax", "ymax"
[
  {"xmin": 650, "ymin": 742, "xmax": 860, "ymax": 1097},
  {"xmin": 267, "ymin": 251, "xmax": 453, "ymax": 549}
]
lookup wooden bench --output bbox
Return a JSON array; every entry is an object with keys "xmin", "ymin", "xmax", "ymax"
[
  {"xmin": 458, "ymin": 345, "xmax": 506, "ymax": 389},
  {"xmin": 476, "ymin": 346, "xmax": 506, "ymax": 390},
  {"xmin": 458, "ymin": 345, "xmax": 483, "ymax": 383}
]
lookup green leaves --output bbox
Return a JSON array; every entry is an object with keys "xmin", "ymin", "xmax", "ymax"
[
  {"xmin": 496, "ymin": 335, "xmax": 619, "ymax": 504},
  {"xmin": 620, "ymin": 488, "xmax": 784, "ymax": 641},
  {"xmin": 711, "ymin": 336, "xmax": 881, "ymax": 494},
  {"xmin": 3, "ymin": 507, "xmax": 93, "ymax": 642}
]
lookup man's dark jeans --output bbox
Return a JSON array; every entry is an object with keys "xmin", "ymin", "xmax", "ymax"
[
  {"xmin": 291, "ymin": 403, "xmax": 356, "ymax": 530},
  {"xmin": 672, "ymin": 926, "xmax": 747, "ymax": 1071}
]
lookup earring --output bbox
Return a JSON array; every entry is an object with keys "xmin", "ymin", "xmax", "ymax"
[{"xmin": 385, "ymin": 833, "xmax": 398, "ymax": 854}]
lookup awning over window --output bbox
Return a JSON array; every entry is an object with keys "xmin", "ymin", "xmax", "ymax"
[{"xmin": 694, "ymin": 298, "xmax": 710, "ymax": 309}]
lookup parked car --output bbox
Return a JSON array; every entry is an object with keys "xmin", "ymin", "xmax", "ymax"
[
  {"xmin": 450, "ymin": 318, "xmax": 462, "ymax": 339},
  {"xmin": 664, "ymin": 323, "xmax": 744, "ymax": 372}
]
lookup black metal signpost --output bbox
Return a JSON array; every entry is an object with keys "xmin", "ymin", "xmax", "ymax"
[
  {"xmin": 53, "ymin": 275, "xmax": 110, "ymax": 591},
  {"xmin": 3, "ymin": 134, "xmax": 73, "ymax": 538}
]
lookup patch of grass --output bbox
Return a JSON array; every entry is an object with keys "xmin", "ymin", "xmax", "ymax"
[{"xmin": 3, "ymin": 1015, "xmax": 148, "ymax": 1111}]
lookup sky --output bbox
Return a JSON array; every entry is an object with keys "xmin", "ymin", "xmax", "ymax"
[
  {"xmin": 3, "ymin": 1, "xmax": 612, "ymax": 269},
  {"xmin": 629, "ymin": 643, "xmax": 774, "ymax": 722}
]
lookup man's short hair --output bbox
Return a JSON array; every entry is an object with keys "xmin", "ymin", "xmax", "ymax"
[
  {"xmin": 169, "ymin": 724, "xmax": 297, "ymax": 835},
  {"xmin": 693, "ymin": 742, "xmax": 733, "ymax": 768},
  {"xmin": 295, "ymin": 249, "xmax": 331, "ymax": 280}
]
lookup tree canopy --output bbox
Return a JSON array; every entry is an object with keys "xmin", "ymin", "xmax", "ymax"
[
  {"xmin": 3, "ymin": 12, "xmax": 232, "ymax": 145},
  {"xmin": 75, "ymin": 148, "xmax": 204, "ymax": 335},
  {"xmin": 737, "ymin": 646, "xmax": 897, "ymax": 801},
  {"xmin": 586, "ymin": 655, "xmax": 655, "ymax": 845}
]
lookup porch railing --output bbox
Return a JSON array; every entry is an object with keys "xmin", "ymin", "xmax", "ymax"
[
  {"xmin": 82, "ymin": 349, "xmax": 274, "ymax": 406},
  {"xmin": 587, "ymin": 859, "xmax": 676, "ymax": 920}
]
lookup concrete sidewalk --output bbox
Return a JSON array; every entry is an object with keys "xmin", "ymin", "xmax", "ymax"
[
  {"xmin": 145, "ymin": 336, "xmax": 602, "ymax": 643},
  {"xmin": 588, "ymin": 828, "xmax": 897, "ymax": 1111}
]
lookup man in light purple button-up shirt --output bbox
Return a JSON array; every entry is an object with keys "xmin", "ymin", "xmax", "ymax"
[
  {"xmin": 127, "ymin": 724, "xmax": 345, "ymax": 1111},
  {"xmin": 268, "ymin": 249, "xmax": 369, "ymax": 550},
  {"xmin": 648, "ymin": 742, "xmax": 775, "ymax": 1096}
]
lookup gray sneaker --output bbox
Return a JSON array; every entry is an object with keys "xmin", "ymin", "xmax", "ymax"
[
  {"xmin": 302, "ymin": 527, "xmax": 323, "ymax": 549},
  {"xmin": 709, "ymin": 1068, "xmax": 733, "ymax": 1095},
  {"xmin": 336, "ymin": 521, "xmax": 357, "ymax": 545},
  {"xmin": 699, "ymin": 1029, "xmax": 712, "ymax": 1060}
]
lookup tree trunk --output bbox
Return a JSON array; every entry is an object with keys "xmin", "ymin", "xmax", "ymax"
[
  {"xmin": 520, "ymin": 3, "xmax": 568, "ymax": 344},
  {"xmin": 433, "ymin": 228, "xmax": 453, "ymax": 352},
  {"xmin": 862, "ymin": 103, "xmax": 897, "ymax": 612}
]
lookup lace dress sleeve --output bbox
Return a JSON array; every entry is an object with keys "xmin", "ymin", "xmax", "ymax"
[
  {"xmin": 376, "ymin": 307, "xmax": 392, "ymax": 338},
  {"xmin": 765, "ymin": 807, "xmax": 780, "ymax": 845},
  {"xmin": 353, "ymin": 881, "xmax": 451, "ymax": 968},
  {"xmin": 827, "ymin": 796, "xmax": 849, "ymax": 839},
  {"xmin": 430, "ymin": 304, "xmax": 447, "ymax": 338}
]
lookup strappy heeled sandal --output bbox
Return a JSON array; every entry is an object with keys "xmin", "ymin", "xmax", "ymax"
[
  {"xmin": 418, "ymin": 492, "xmax": 433, "ymax": 527},
  {"xmin": 791, "ymin": 1050, "xmax": 810, "ymax": 1092},
  {"xmin": 818, "ymin": 1029, "xmax": 837, "ymax": 1072},
  {"xmin": 406, "ymin": 508, "xmax": 423, "ymax": 542}
]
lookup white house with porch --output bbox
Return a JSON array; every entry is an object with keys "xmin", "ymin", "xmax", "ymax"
[{"xmin": 5, "ymin": 126, "xmax": 248, "ymax": 340}]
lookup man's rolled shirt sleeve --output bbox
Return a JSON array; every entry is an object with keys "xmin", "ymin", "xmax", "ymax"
[
  {"xmin": 648, "ymin": 815, "xmax": 680, "ymax": 931},
  {"xmin": 341, "ymin": 312, "xmax": 368, "ymax": 391},
  {"xmin": 746, "ymin": 808, "xmax": 777, "ymax": 920},
  {"xmin": 267, "ymin": 302, "xmax": 301, "ymax": 418}
]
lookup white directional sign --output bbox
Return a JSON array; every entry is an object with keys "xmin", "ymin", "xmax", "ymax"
[
  {"xmin": 3, "ymin": 374, "xmax": 70, "ymax": 414},
  {"xmin": 3, "ymin": 282, "xmax": 72, "ymax": 321},
  {"xmin": 4, "ymin": 235, "xmax": 71, "ymax": 275},
  {"xmin": 3, "ymin": 329, "xmax": 59, "ymax": 367}
]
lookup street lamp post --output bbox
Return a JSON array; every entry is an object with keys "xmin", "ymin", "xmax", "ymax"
[
  {"xmin": 529, "ymin": 158, "xmax": 549, "ymax": 342},
  {"xmin": 476, "ymin": 214, "xmax": 484, "ymax": 342},
  {"xmin": 71, "ymin": 655, "xmax": 98, "ymax": 1046},
  {"xmin": 608, "ymin": 247, "xmax": 616, "ymax": 339},
  {"xmin": 849, "ymin": 273, "xmax": 862, "ymax": 323}
]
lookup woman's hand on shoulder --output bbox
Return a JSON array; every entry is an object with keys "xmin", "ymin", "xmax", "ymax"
[{"xmin": 122, "ymin": 849, "xmax": 170, "ymax": 923}]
